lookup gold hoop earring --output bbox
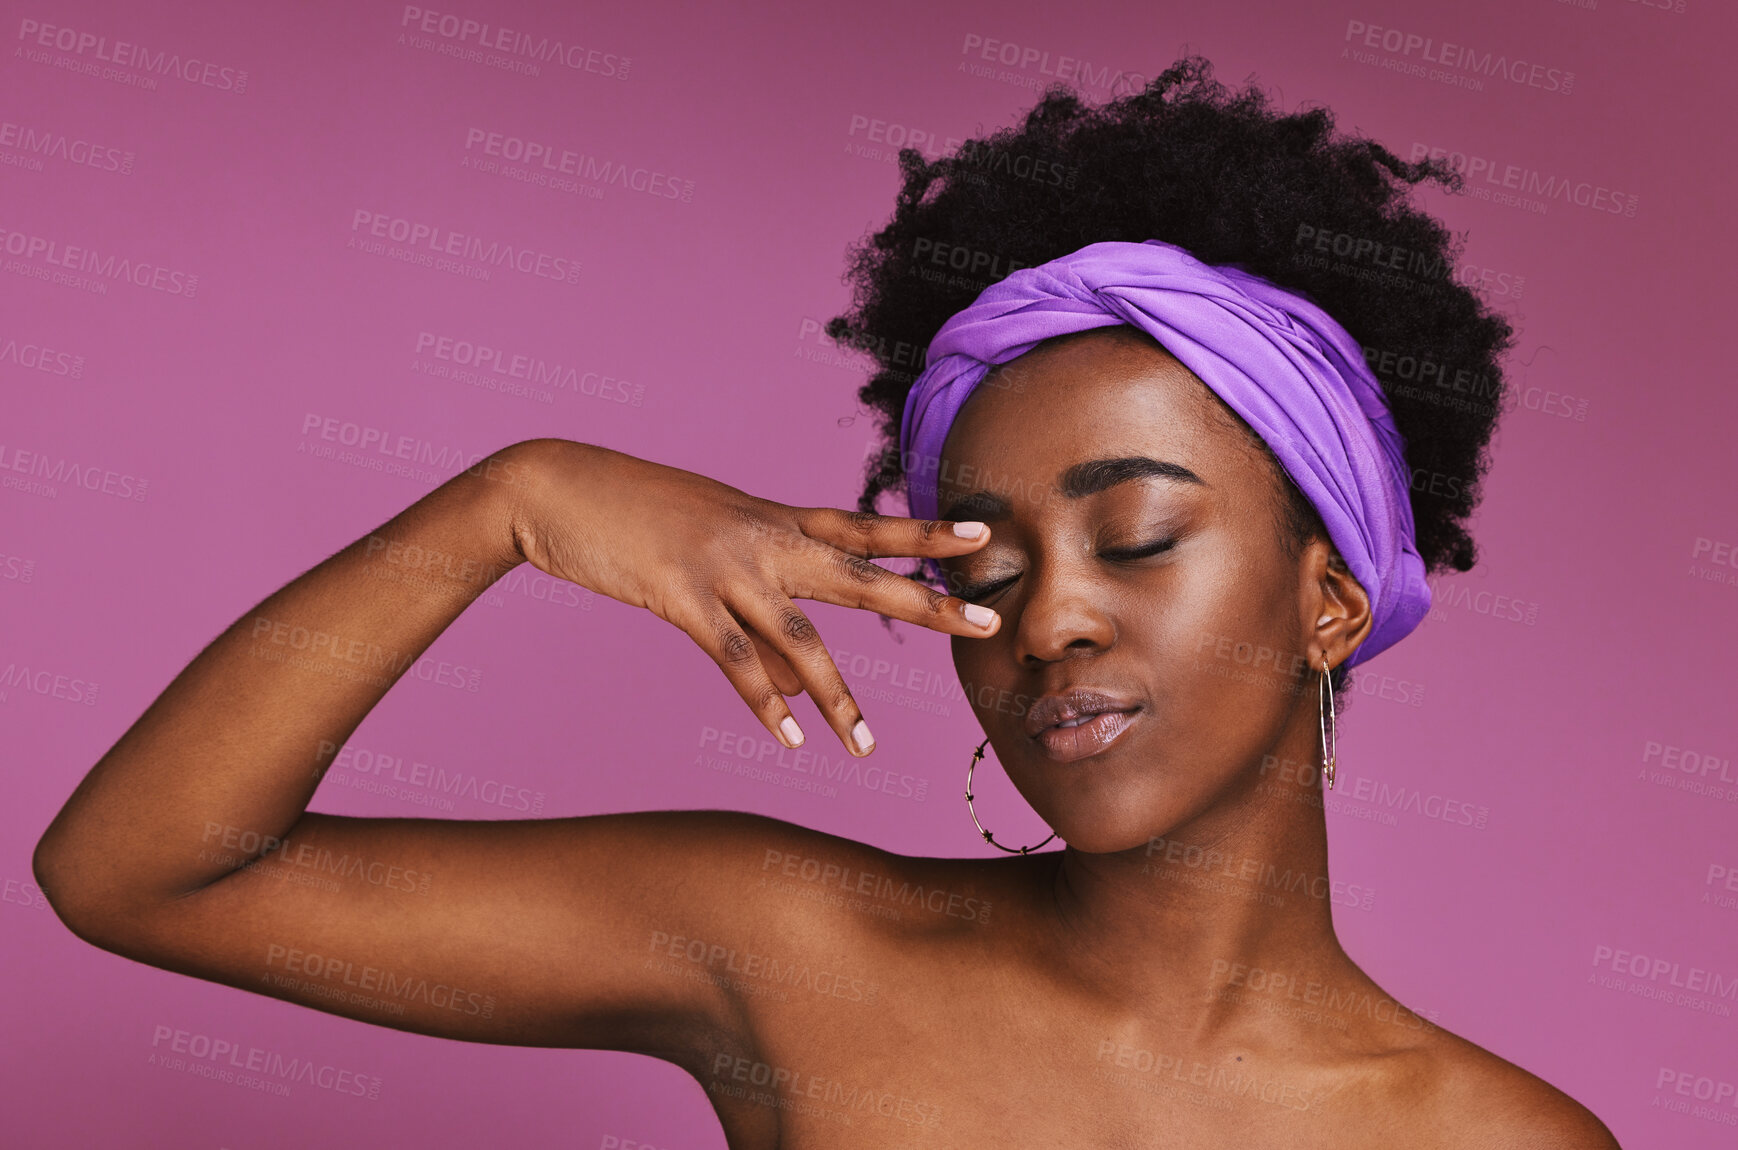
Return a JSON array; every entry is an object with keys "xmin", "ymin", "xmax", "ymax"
[
  {"xmin": 966, "ymin": 738, "xmax": 1057, "ymax": 854},
  {"xmin": 1319, "ymin": 654, "xmax": 1338, "ymax": 791}
]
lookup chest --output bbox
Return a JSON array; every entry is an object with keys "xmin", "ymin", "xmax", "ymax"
[{"xmin": 696, "ymin": 955, "xmax": 1403, "ymax": 1150}]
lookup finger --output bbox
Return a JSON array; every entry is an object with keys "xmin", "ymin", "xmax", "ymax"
[
  {"xmin": 795, "ymin": 507, "xmax": 993, "ymax": 562},
  {"xmin": 732, "ymin": 591, "xmax": 876, "ymax": 757},
  {"xmin": 787, "ymin": 508, "xmax": 1003, "ymax": 637},
  {"xmin": 689, "ymin": 608, "xmax": 816, "ymax": 752},
  {"xmin": 779, "ymin": 539, "xmax": 1001, "ymax": 640},
  {"xmin": 746, "ymin": 628, "xmax": 804, "ymax": 696}
]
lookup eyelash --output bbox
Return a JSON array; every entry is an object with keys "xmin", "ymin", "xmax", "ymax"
[{"xmin": 953, "ymin": 535, "xmax": 1179, "ymax": 602}]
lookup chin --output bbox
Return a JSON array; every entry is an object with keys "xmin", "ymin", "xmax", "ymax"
[
  {"xmin": 1027, "ymin": 765, "xmax": 1217, "ymax": 855},
  {"xmin": 1054, "ymin": 827, "xmax": 1150, "ymax": 855},
  {"xmin": 1037, "ymin": 800, "xmax": 1173, "ymax": 856}
]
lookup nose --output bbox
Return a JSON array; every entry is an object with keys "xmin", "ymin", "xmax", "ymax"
[{"xmin": 1011, "ymin": 551, "xmax": 1118, "ymax": 666}]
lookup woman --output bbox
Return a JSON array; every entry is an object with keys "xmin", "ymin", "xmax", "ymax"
[{"xmin": 34, "ymin": 57, "xmax": 1619, "ymax": 1146}]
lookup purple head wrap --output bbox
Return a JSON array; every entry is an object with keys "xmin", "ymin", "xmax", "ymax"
[{"xmin": 897, "ymin": 238, "xmax": 1430, "ymax": 668}]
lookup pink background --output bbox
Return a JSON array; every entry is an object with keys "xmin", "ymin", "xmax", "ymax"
[{"xmin": 5, "ymin": 0, "xmax": 1735, "ymax": 1146}]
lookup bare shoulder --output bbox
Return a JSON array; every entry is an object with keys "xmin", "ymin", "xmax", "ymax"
[
  {"xmin": 734, "ymin": 814, "xmax": 1014, "ymax": 939},
  {"xmin": 619, "ymin": 806, "xmax": 1002, "ymax": 949},
  {"xmin": 1400, "ymin": 1021, "xmax": 1622, "ymax": 1149}
]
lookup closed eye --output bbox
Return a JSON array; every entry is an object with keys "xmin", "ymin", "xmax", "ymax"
[
  {"xmin": 954, "ymin": 536, "xmax": 1178, "ymax": 602},
  {"xmin": 1102, "ymin": 535, "xmax": 1178, "ymax": 562},
  {"xmin": 955, "ymin": 574, "xmax": 1017, "ymax": 604}
]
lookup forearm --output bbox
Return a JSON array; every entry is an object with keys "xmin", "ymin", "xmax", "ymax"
[{"xmin": 33, "ymin": 440, "xmax": 550, "ymax": 932}]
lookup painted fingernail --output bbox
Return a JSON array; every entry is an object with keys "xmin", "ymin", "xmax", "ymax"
[
  {"xmin": 952, "ymin": 521, "xmax": 987, "ymax": 539},
  {"xmin": 850, "ymin": 719, "xmax": 874, "ymax": 753},
  {"xmin": 962, "ymin": 603, "xmax": 997, "ymax": 628},
  {"xmin": 779, "ymin": 715, "xmax": 805, "ymax": 747}
]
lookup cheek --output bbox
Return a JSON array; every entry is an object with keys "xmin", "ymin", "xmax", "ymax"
[
  {"xmin": 1116, "ymin": 561, "xmax": 1251, "ymax": 653},
  {"xmin": 1140, "ymin": 562, "xmax": 1304, "ymax": 705},
  {"xmin": 951, "ymin": 635, "xmax": 993, "ymax": 707}
]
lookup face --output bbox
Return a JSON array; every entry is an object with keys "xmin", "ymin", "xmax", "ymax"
[{"xmin": 935, "ymin": 327, "xmax": 1357, "ymax": 854}]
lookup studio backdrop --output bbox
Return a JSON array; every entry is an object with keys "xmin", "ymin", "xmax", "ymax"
[{"xmin": 4, "ymin": 0, "xmax": 1734, "ymax": 1147}]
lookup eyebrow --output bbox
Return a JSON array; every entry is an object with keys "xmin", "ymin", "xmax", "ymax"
[{"xmin": 938, "ymin": 456, "xmax": 1207, "ymax": 522}]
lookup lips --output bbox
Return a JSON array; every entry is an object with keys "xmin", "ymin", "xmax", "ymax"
[
  {"xmin": 1022, "ymin": 688, "xmax": 1142, "ymax": 739},
  {"xmin": 1034, "ymin": 709, "xmax": 1139, "ymax": 762}
]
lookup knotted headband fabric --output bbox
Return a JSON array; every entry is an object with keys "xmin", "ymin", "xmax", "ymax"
[{"xmin": 897, "ymin": 238, "xmax": 1430, "ymax": 668}]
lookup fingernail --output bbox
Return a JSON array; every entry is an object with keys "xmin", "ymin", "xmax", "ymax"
[
  {"xmin": 850, "ymin": 719, "xmax": 874, "ymax": 753},
  {"xmin": 962, "ymin": 603, "xmax": 997, "ymax": 628},
  {"xmin": 779, "ymin": 715, "xmax": 804, "ymax": 747},
  {"xmin": 952, "ymin": 521, "xmax": 987, "ymax": 539}
]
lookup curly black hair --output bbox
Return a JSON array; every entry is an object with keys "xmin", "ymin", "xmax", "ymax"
[{"xmin": 827, "ymin": 55, "xmax": 1515, "ymax": 684}]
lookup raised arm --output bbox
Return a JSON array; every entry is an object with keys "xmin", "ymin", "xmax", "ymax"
[{"xmin": 31, "ymin": 437, "xmax": 999, "ymax": 1058}]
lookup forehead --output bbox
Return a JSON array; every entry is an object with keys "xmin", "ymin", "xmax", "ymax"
[{"xmin": 935, "ymin": 327, "xmax": 1261, "ymax": 514}]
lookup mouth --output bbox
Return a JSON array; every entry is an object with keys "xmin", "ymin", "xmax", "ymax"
[
  {"xmin": 1033, "ymin": 707, "xmax": 1140, "ymax": 762},
  {"xmin": 1023, "ymin": 688, "xmax": 1143, "ymax": 763}
]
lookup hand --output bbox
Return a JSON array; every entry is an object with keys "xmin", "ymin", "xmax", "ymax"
[{"xmin": 502, "ymin": 439, "xmax": 1000, "ymax": 756}]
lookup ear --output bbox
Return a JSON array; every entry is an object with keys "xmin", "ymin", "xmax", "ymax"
[{"xmin": 1300, "ymin": 538, "xmax": 1373, "ymax": 671}]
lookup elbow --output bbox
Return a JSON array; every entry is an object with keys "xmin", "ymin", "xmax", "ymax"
[
  {"xmin": 33, "ymin": 818, "xmax": 200, "ymax": 963},
  {"xmin": 32, "ymin": 821, "xmax": 127, "ymax": 953}
]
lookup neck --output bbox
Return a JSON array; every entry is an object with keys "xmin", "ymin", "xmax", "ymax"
[{"xmin": 1039, "ymin": 719, "xmax": 1361, "ymax": 1042}]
